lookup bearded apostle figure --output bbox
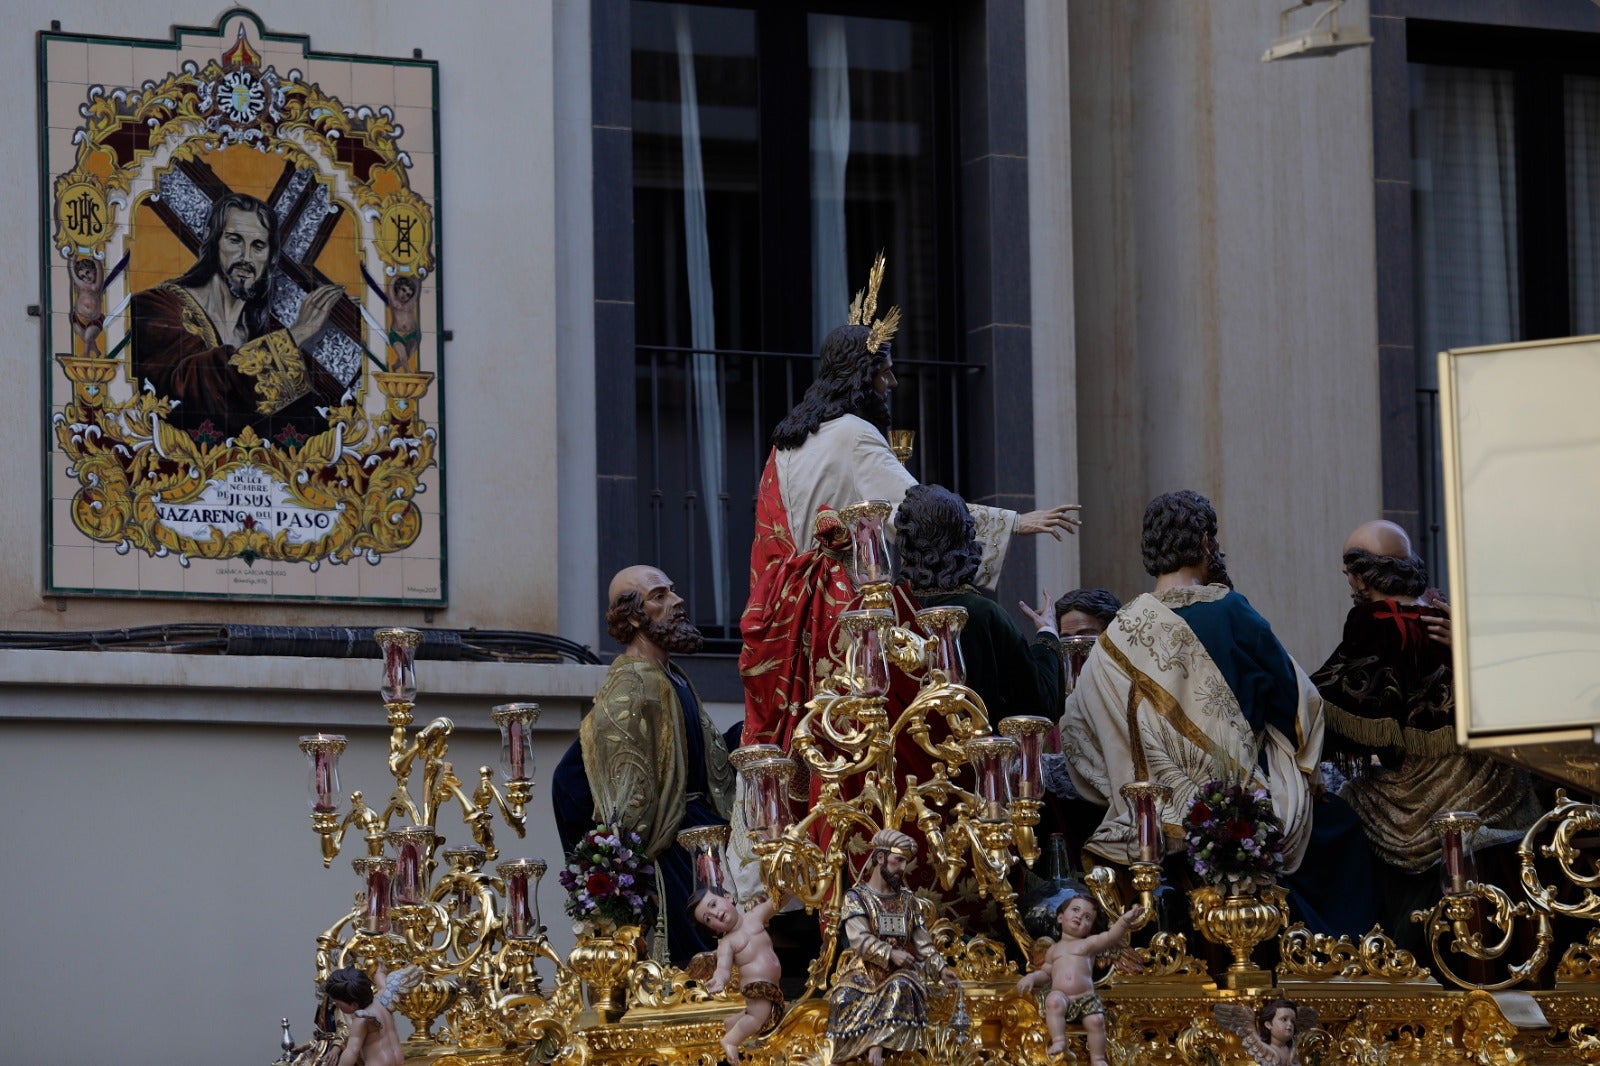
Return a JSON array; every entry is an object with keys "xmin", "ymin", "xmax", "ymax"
[
  {"xmin": 826, "ymin": 830, "xmax": 957, "ymax": 1066},
  {"xmin": 737, "ymin": 255, "xmax": 1079, "ymax": 754},
  {"xmin": 1060, "ymin": 490, "xmax": 1375, "ymax": 936},
  {"xmin": 550, "ymin": 565, "xmax": 735, "ymax": 964}
]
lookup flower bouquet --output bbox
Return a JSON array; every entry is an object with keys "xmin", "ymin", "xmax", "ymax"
[
  {"xmin": 559, "ymin": 823, "xmax": 655, "ymax": 930},
  {"xmin": 1184, "ymin": 779, "xmax": 1286, "ymax": 894}
]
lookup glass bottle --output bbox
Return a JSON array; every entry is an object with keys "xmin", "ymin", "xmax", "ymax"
[{"xmin": 1019, "ymin": 833, "xmax": 1089, "ymax": 940}]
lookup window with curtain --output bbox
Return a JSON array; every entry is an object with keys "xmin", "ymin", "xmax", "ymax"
[
  {"xmin": 1407, "ymin": 21, "xmax": 1600, "ymax": 585},
  {"xmin": 630, "ymin": 1, "xmax": 957, "ymax": 642}
]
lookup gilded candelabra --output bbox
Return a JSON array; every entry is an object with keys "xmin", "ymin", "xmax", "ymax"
[
  {"xmin": 1116, "ymin": 780, "xmax": 1173, "ymax": 934},
  {"xmin": 1410, "ymin": 808, "xmax": 1559, "ymax": 991},
  {"xmin": 293, "ymin": 629, "xmax": 572, "ymax": 1050},
  {"xmin": 738, "ymin": 499, "xmax": 1059, "ymax": 995},
  {"xmin": 275, "ymin": 624, "xmax": 1600, "ymax": 1066}
]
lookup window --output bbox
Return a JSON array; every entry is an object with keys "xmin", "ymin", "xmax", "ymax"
[
  {"xmin": 1407, "ymin": 21, "xmax": 1600, "ymax": 580},
  {"xmin": 629, "ymin": 1, "xmax": 962, "ymax": 642}
]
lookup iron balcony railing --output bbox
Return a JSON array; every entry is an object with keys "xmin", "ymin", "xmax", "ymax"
[{"xmin": 634, "ymin": 343, "xmax": 981, "ymax": 646}]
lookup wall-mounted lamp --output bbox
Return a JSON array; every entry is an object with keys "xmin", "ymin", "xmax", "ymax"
[{"xmin": 1262, "ymin": 0, "xmax": 1372, "ymax": 62}]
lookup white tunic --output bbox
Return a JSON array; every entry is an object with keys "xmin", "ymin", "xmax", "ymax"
[{"xmin": 772, "ymin": 414, "xmax": 1017, "ymax": 590}]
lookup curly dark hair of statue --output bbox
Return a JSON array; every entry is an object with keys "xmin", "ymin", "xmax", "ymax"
[
  {"xmin": 1053, "ymin": 587, "xmax": 1121, "ymax": 627},
  {"xmin": 606, "ymin": 589, "xmax": 648, "ymax": 646},
  {"xmin": 1342, "ymin": 547, "xmax": 1429, "ymax": 598},
  {"xmin": 323, "ymin": 966, "xmax": 374, "ymax": 1008},
  {"xmin": 771, "ymin": 324, "xmax": 891, "ymax": 449},
  {"xmin": 685, "ymin": 884, "xmax": 731, "ymax": 931},
  {"xmin": 894, "ymin": 484, "xmax": 981, "ymax": 591},
  {"xmin": 1258, "ymin": 997, "xmax": 1297, "ymax": 1040},
  {"xmin": 1140, "ymin": 489, "xmax": 1218, "ymax": 577}
]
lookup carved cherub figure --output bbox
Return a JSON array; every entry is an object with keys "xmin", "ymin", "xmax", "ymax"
[
  {"xmin": 278, "ymin": 994, "xmax": 347, "ymax": 1066},
  {"xmin": 323, "ymin": 964, "xmax": 423, "ymax": 1066},
  {"xmin": 687, "ymin": 886, "xmax": 782, "ymax": 1066},
  {"xmin": 1017, "ymin": 893, "xmax": 1143, "ymax": 1064},
  {"xmin": 1213, "ymin": 998, "xmax": 1319, "ymax": 1066}
]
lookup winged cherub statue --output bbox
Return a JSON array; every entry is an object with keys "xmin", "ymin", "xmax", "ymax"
[{"xmin": 1213, "ymin": 998, "xmax": 1319, "ymax": 1066}]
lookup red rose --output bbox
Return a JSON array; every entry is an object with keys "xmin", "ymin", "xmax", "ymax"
[
  {"xmin": 1189, "ymin": 801, "xmax": 1212, "ymax": 825},
  {"xmin": 587, "ymin": 872, "xmax": 614, "ymax": 896},
  {"xmin": 1228, "ymin": 819, "xmax": 1253, "ymax": 842}
]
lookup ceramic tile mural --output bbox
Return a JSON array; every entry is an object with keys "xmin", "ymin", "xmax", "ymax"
[{"xmin": 41, "ymin": 11, "xmax": 445, "ymax": 603}]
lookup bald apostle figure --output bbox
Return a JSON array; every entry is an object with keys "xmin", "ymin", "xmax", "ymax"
[
  {"xmin": 550, "ymin": 565, "xmax": 735, "ymax": 964},
  {"xmin": 1311, "ymin": 520, "xmax": 1538, "ymax": 949}
]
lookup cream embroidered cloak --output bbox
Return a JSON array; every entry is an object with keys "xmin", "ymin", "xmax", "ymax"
[{"xmin": 1059, "ymin": 586, "xmax": 1325, "ymax": 872}]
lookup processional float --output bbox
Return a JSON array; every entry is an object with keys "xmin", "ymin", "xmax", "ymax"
[{"xmin": 277, "ymin": 503, "xmax": 1600, "ymax": 1065}]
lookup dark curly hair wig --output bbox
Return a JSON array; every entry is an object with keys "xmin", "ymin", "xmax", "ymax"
[
  {"xmin": 1140, "ymin": 490, "xmax": 1217, "ymax": 577},
  {"xmin": 1053, "ymin": 587, "xmax": 1121, "ymax": 627},
  {"xmin": 894, "ymin": 484, "xmax": 981, "ymax": 591},
  {"xmin": 771, "ymin": 325, "xmax": 891, "ymax": 449},
  {"xmin": 1342, "ymin": 547, "xmax": 1429, "ymax": 598},
  {"xmin": 605, "ymin": 589, "xmax": 648, "ymax": 646},
  {"xmin": 323, "ymin": 967, "xmax": 374, "ymax": 1008}
]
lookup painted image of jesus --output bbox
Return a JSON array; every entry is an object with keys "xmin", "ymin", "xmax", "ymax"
[{"xmin": 131, "ymin": 192, "xmax": 347, "ymax": 439}]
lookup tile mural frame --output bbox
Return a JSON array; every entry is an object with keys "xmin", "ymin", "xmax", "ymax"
[{"xmin": 38, "ymin": 8, "xmax": 447, "ymax": 605}]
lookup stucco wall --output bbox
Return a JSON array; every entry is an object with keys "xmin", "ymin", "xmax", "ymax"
[
  {"xmin": 0, "ymin": 710, "xmax": 579, "ymax": 1064},
  {"xmin": 1026, "ymin": 0, "xmax": 1084, "ymax": 600},
  {"xmin": 1068, "ymin": 0, "xmax": 1382, "ymax": 664}
]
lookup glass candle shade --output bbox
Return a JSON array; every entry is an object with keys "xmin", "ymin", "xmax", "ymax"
[
  {"xmin": 1429, "ymin": 811, "xmax": 1483, "ymax": 896},
  {"xmin": 729, "ymin": 745, "xmax": 796, "ymax": 842},
  {"xmin": 677, "ymin": 824, "xmax": 733, "ymax": 894},
  {"xmin": 441, "ymin": 844, "xmax": 486, "ymax": 913},
  {"xmin": 491, "ymin": 703, "xmax": 541, "ymax": 782},
  {"xmin": 999, "ymin": 716, "xmax": 1051, "ymax": 800},
  {"xmin": 966, "ymin": 736, "xmax": 1018, "ymax": 821},
  {"xmin": 839, "ymin": 500, "xmax": 893, "ymax": 589},
  {"xmin": 837, "ymin": 609, "xmax": 893, "ymax": 696},
  {"xmin": 353, "ymin": 857, "xmax": 396, "ymax": 934},
  {"xmin": 374, "ymin": 627, "xmax": 421, "ymax": 703},
  {"xmin": 1120, "ymin": 781, "xmax": 1171, "ymax": 863},
  {"xmin": 1058, "ymin": 635, "xmax": 1098, "ymax": 699},
  {"xmin": 298, "ymin": 734, "xmax": 347, "ymax": 812},
  {"xmin": 388, "ymin": 826, "xmax": 436, "ymax": 906},
  {"xmin": 500, "ymin": 858, "xmax": 544, "ymax": 940},
  {"xmin": 916, "ymin": 606, "xmax": 969, "ymax": 685}
]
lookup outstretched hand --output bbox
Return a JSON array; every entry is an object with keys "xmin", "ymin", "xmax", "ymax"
[
  {"xmin": 1018, "ymin": 589, "xmax": 1058, "ymax": 635},
  {"xmin": 1016, "ymin": 504, "xmax": 1082, "ymax": 540}
]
